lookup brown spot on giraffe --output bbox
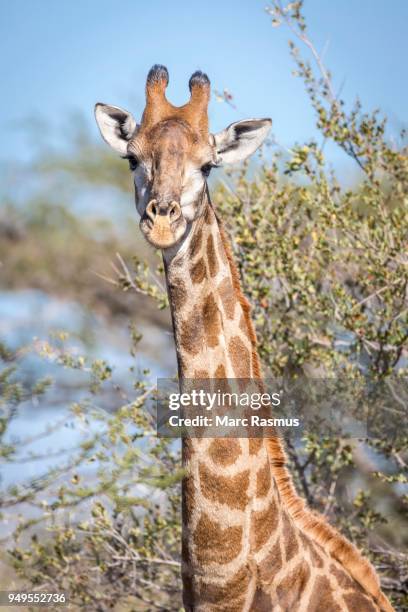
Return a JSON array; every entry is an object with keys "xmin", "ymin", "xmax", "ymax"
[
  {"xmin": 180, "ymin": 310, "xmax": 203, "ymax": 355},
  {"xmin": 181, "ymin": 535, "xmax": 191, "ymax": 565},
  {"xmin": 181, "ymin": 565, "xmax": 195, "ymax": 611},
  {"xmin": 194, "ymin": 369, "xmax": 209, "ymax": 379},
  {"xmin": 188, "ymin": 227, "xmax": 203, "ymax": 258},
  {"xmin": 256, "ymin": 460, "xmax": 271, "ymax": 497},
  {"xmin": 182, "ymin": 474, "xmax": 195, "ymax": 523},
  {"xmin": 190, "ymin": 258, "xmax": 206, "ymax": 284},
  {"xmin": 202, "ymin": 292, "xmax": 220, "ymax": 347},
  {"xmin": 307, "ymin": 575, "xmax": 342, "ymax": 611},
  {"xmin": 208, "ymin": 439, "xmax": 241, "ymax": 466},
  {"xmin": 199, "ymin": 461, "xmax": 249, "ymax": 510},
  {"xmin": 299, "ymin": 532, "xmax": 324, "ymax": 568},
  {"xmin": 214, "ymin": 363, "xmax": 226, "ymax": 378},
  {"xmin": 206, "ymin": 233, "xmax": 219, "ymax": 277},
  {"xmin": 343, "ymin": 591, "xmax": 378, "ymax": 612},
  {"xmin": 282, "ymin": 512, "xmax": 299, "ymax": 561},
  {"xmin": 251, "ymin": 497, "xmax": 279, "ymax": 552},
  {"xmin": 239, "ymin": 311, "xmax": 251, "ymax": 338},
  {"xmin": 258, "ymin": 538, "xmax": 283, "ymax": 586},
  {"xmin": 304, "ymin": 540, "xmax": 327, "ymax": 571},
  {"xmin": 169, "ymin": 276, "xmax": 187, "ymax": 309},
  {"xmin": 218, "ymin": 276, "xmax": 236, "ymax": 319},
  {"xmin": 249, "ymin": 438, "xmax": 263, "ymax": 455},
  {"xmin": 250, "ymin": 588, "xmax": 273, "ymax": 611},
  {"xmin": 229, "ymin": 335, "xmax": 251, "ymax": 377},
  {"xmin": 276, "ymin": 561, "xmax": 312, "ymax": 609},
  {"xmin": 330, "ymin": 563, "xmax": 362, "ymax": 591},
  {"xmin": 216, "ymin": 232, "xmax": 228, "ymax": 264},
  {"xmin": 203, "ymin": 204, "xmax": 213, "ymax": 225},
  {"xmin": 193, "ymin": 513, "xmax": 242, "ymax": 564},
  {"xmin": 199, "ymin": 566, "xmax": 251, "ymax": 607},
  {"xmin": 182, "ymin": 438, "xmax": 195, "ymax": 463},
  {"xmin": 200, "ymin": 594, "xmax": 246, "ymax": 612}
]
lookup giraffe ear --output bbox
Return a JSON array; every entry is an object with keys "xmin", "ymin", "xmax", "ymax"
[
  {"xmin": 94, "ymin": 103, "xmax": 138, "ymax": 156},
  {"xmin": 212, "ymin": 118, "xmax": 271, "ymax": 165}
]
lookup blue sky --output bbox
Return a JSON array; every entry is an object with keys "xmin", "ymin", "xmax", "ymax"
[{"xmin": 1, "ymin": 0, "xmax": 407, "ymax": 168}]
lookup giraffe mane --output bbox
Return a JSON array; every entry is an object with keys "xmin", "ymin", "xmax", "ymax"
[
  {"xmin": 216, "ymin": 212, "xmax": 262, "ymax": 379},
  {"xmin": 215, "ymin": 208, "xmax": 393, "ymax": 612}
]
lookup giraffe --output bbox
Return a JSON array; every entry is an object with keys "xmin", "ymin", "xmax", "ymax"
[{"xmin": 94, "ymin": 65, "xmax": 394, "ymax": 612}]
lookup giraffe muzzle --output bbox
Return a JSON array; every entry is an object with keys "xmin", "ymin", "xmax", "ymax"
[{"xmin": 141, "ymin": 199, "xmax": 186, "ymax": 249}]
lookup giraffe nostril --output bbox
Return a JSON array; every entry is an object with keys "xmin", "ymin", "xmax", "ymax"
[
  {"xmin": 169, "ymin": 202, "xmax": 182, "ymax": 221},
  {"xmin": 146, "ymin": 200, "xmax": 158, "ymax": 222}
]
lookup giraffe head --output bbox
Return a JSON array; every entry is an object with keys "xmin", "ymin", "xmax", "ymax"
[{"xmin": 95, "ymin": 65, "xmax": 271, "ymax": 249}]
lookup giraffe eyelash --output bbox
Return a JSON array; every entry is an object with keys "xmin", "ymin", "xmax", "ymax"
[{"xmin": 124, "ymin": 155, "xmax": 139, "ymax": 171}]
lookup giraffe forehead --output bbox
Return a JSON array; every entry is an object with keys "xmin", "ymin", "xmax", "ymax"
[{"xmin": 131, "ymin": 118, "xmax": 211, "ymax": 163}]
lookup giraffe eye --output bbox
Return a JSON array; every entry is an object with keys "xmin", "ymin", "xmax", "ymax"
[
  {"xmin": 126, "ymin": 155, "xmax": 138, "ymax": 171},
  {"xmin": 201, "ymin": 163, "xmax": 213, "ymax": 177}
]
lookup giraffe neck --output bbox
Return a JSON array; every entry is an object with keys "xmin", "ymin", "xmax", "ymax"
[
  {"xmin": 164, "ymin": 193, "xmax": 259, "ymax": 380},
  {"xmin": 164, "ymin": 195, "xmax": 285, "ymax": 609}
]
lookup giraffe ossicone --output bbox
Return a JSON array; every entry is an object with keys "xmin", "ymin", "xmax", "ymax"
[{"xmin": 95, "ymin": 65, "xmax": 393, "ymax": 612}]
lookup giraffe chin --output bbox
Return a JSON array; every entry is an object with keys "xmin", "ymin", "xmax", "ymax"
[{"xmin": 140, "ymin": 216, "xmax": 187, "ymax": 249}]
